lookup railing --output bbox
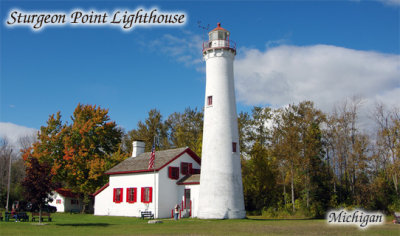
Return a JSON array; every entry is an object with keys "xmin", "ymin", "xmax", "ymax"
[{"xmin": 202, "ymin": 40, "xmax": 236, "ymax": 53}]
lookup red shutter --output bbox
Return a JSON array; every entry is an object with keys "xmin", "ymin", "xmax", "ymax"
[
  {"xmin": 168, "ymin": 166, "xmax": 172, "ymax": 179},
  {"xmin": 113, "ymin": 188, "xmax": 116, "ymax": 202},
  {"xmin": 189, "ymin": 163, "xmax": 193, "ymax": 174},
  {"xmin": 134, "ymin": 188, "xmax": 137, "ymax": 202},
  {"xmin": 126, "ymin": 188, "xmax": 129, "ymax": 202},
  {"xmin": 149, "ymin": 187, "xmax": 153, "ymax": 203},
  {"xmin": 141, "ymin": 187, "xmax": 144, "ymax": 202},
  {"xmin": 120, "ymin": 188, "xmax": 123, "ymax": 203},
  {"xmin": 174, "ymin": 167, "xmax": 179, "ymax": 180}
]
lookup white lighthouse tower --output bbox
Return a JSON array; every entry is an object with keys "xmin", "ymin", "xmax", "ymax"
[{"xmin": 198, "ymin": 23, "xmax": 246, "ymax": 219}]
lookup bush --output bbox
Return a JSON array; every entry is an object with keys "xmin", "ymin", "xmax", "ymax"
[{"xmin": 388, "ymin": 199, "xmax": 400, "ymax": 214}]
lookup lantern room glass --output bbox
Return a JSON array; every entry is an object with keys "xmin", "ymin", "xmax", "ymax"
[{"xmin": 209, "ymin": 30, "xmax": 228, "ymax": 41}]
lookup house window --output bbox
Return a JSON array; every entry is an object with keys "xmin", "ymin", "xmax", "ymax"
[
  {"xmin": 181, "ymin": 162, "xmax": 192, "ymax": 175},
  {"xmin": 207, "ymin": 96, "xmax": 213, "ymax": 106},
  {"xmin": 232, "ymin": 142, "xmax": 237, "ymax": 152},
  {"xmin": 56, "ymin": 199, "xmax": 61, "ymax": 204},
  {"xmin": 168, "ymin": 166, "xmax": 179, "ymax": 180},
  {"xmin": 113, "ymin": 188, "xmax": 123, "ymax": 203},
  {"xmin": 141, "ymin": 187, "xmax": 152, "ymax": 203},
  {"xmin": 71, "ymin": 199, "xmax": 79, "ymax": 205},
  {"xmin": 126, "ymin": 188, "xmax": 137, "ymax": 203}
]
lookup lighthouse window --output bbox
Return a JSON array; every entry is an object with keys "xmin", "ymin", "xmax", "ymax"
[
  {"xmin": 207, "ymin": 96, "xmax": 213, "ymax": 106},
  {"xmin": 232, "ymin": 142, "xmax": 237, "ymax": 153}
]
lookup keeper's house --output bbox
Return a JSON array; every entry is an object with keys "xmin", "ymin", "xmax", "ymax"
[{"xmin": 93, "ymin": 141, "xmax": 201, "ymax": 218}]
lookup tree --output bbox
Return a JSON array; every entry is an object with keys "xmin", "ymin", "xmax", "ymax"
[
  {"xmin": 21, "ymin": 155, "xmax": 58, "ymax": 223},
  {"xmin": 166, "ymin": 107, "xmax": 203, "ymax": 154},
  {"xmin": 373, "ymin": 103, "xmax": 400, "ymax": 197},
  {"xmin": 272, "ymin": 105, "xmax": 301, "ymax": 212},
  {"xmin": 324, "ymin": 97, "xmax": 369, "ymax": 204},
  {"xmin": 242, "ymin": 142, "xmax": 278, "ymax": 211},
  {"xmin": 23, "ymin": 104, "xmax": 124, "ymax": 212},
  {"xmin": 123, "ymin": 109, "xmax": 169, "ymax": 153},
  {"xmin": 0, "ymin": 139, "xmax": 11, "ymax": 207},
  {"xmin": 62, "ymin": 104, "xmax": 123, "ymax": 211}
]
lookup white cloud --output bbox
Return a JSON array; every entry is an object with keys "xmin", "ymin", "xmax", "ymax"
[
  {"xmin": 235, "ymin": 45, "xmax": 400, "ymax": 112},
  {"xmin": 376, "ymin": 0, "xmax": 400, "ymax": 6},
  {"xmin": 144, "ymin": 30, "xmax": 204, "ymax": 70},
  {"xmin": 0, "ymin": 122, "xmax": 37, "ymax": 149}
]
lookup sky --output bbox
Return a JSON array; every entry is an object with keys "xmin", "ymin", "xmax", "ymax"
[{"xmin": 0, "ymin": 0, "xmax": 399, "ymax": 148}]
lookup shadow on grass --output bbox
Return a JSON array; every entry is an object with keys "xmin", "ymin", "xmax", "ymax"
[
  {"xmin": 55, "ymin": 223, "xmax": 111, "ymax": 227},
  {"xmin": 246, "ymin": 217, "xmax": 318, "ymax": 221}
]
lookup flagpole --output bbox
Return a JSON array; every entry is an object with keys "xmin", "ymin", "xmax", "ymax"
[{"xmin": 153, "ymin": 135, "xmax": 156, "ymax": 219}]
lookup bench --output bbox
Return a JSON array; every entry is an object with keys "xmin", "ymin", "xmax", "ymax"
[
  {"xmin": 70, "ymin": 209, "xmax": 80, "ymax": 214},
  {"xmin": 394, "ymin": 212, "xmax": 400, "ymax": 224},
  {"xmin": 31, "ymin": 212, "xmax": 52, "ymax": 222},
  {"xmin": 0, "ymin": 212, "xmax": 3, "ymax": 221},
  {"xmin": 141, "ymin": 211, "xmax": 154, "ymax": 219},
  {"xmin": 17, "ymin": 212, "xmax": 29, "ymax": 222}
]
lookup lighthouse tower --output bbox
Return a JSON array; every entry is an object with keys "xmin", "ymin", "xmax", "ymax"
[{"xmin": 198, "ymin": 23, "xmax": 246, "ymax": 219}]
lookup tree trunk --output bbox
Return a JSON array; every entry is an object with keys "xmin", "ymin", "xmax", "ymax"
[
  {"xmin": 39, "ymin": 206, "xmax": 42, "ymax": 224},
  {"xmin": 291, "ymin": 162, "xmax": 295, "ymax": 212},
  {"xmin": 393, "ymin": 174, "xmax": 398, "ymax": 196},
  {"xmin": 283, "ymin": 182, "xmax": 287, "ymax": 205}
]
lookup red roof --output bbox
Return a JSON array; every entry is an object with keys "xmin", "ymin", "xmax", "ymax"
[
  {"xmin": 211, "ymin": 22, "xmax": 228, "ymax": 32},
  {"xmin": 55, "ymin": 188, "xmax": 79, "ymax": 198},
  {"xmin": 93, "ymin": 183, "xmax": 109, "ymax": 197}
]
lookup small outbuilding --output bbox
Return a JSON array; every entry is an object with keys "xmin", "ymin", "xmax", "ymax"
[{"xmin": 48, "ymin": 188, "xmax": 84, "ymax": 213}]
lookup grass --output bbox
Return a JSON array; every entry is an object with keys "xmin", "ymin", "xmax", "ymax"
[{"xmin": 0, "ymin": 213, "xmax": 398, "ymax": 235}]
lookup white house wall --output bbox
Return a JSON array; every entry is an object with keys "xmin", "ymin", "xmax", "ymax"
[
  {"xmin": 49, "ymin": 192, "xmax": 82, "ymax": 213},
  {"xmin": 94, "ymin": 152, "xmax": 200, "ymax": 218},
  {"xmin": 157, "ymin": 152, "xmax": 200, "ymax": 218},
  {"xmin": 184, "ymin": 184, "xmax": 200, "ymax": 217},
  {"xmin": 48, "ymin": 193, "xmax": 65, "ymax": 212},
  {"xmin": 94, "ymin": 184, "xmax": 113, "ymax": 215}
]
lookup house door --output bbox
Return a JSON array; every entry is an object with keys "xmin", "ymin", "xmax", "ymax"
[{"xmin": 184, "ymin": 189, "xmax": 191, "ymax": 210}]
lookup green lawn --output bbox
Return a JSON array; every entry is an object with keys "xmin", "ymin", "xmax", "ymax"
[{"xmin": 0, "ymin": 213, "xmax": 398, "ymax": 235}]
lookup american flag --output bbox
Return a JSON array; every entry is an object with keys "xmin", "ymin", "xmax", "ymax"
[{"xmin": 148, "ymin": 144, "xmax": 155, "ymax": 170}]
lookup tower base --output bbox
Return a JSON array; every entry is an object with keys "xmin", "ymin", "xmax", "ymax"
[{"xmin": 198, "ymin": 209, "xmax": 246, "ymax": 219}]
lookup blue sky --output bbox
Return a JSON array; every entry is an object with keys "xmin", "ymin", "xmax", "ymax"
[{"xmin": 0, "ymin": 0, "xmax": 399, "ymax": 145}]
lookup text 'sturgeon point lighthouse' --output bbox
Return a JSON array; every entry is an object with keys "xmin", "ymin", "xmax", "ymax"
[{"xmin": 198, "ymin": 23, "xmax": 246, "ymax": 219}]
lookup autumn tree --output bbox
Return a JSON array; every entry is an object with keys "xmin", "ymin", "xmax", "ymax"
[
  {"xmin": 22, "ymin": 104, "xmax": 124, "ymax": 212},
  {"xmin": 62, "ymin": 104, "xmax": 123, "ymax": 211},
  {"xmin": 22, "ymin": 156, "xmax": 59, "ymax": 223}
]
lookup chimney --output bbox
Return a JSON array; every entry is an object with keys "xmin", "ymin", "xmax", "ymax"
[{"xmin": 132, "ymin": 141, "xmax": 145, "ymax": 157}]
